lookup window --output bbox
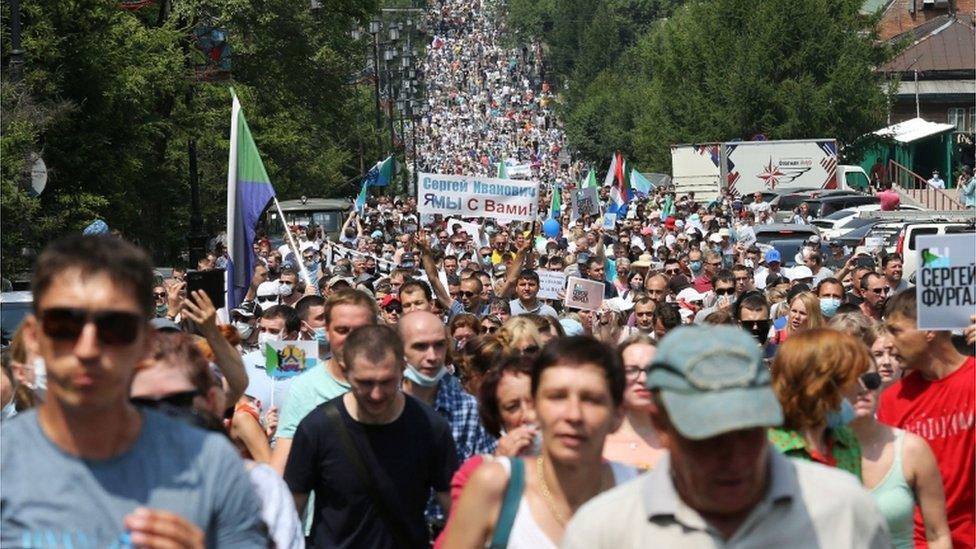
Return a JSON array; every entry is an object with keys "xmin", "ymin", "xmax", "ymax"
[{"xmin": 948, "ymin": 107, "xmax": 968, "ymax": 131}]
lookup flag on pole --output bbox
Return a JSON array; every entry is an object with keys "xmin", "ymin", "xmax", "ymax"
[
  {"xmin": 226, "ymin": 91, "xmax": 277, "ymax": 309},
  {"xmin": 355, "ymin": 179, "xmax": 369, "ymax": 213},
  {"xmin": 550, "ymin": 186, "xmax": 561, "ymax": 219},
  {"xmin": 608, "ymin": 152, "xmax": 631, "ymax": 215},
  {"xmin": 603, "ymin": 154, "xmax": 618, "ymax": 187},
  {"xmin": 630, "ymin": 169, "xmax": 654, "ymax": 196},
  {"xmin": 584, "ymin": 169, "xmax": 598, "ymax": 189},
  {"xmin": 373, "ymin": 156, "xmax": 394, "ymax": 187}
]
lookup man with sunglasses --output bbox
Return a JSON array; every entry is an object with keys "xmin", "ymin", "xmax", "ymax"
[
  {"xmin": 859, "ymin": 272, "xmax": 890, "ymax": 321},
  {"xmin": 1, "ymin": 235, "xmax": 266, "ymax": 547},
  {"xmin": 693, "ymin": 271, "xmax": 737, "ymax": 324},
  {"xmin": 564, "ymin": 326, "xmax": 888, "ymax": 548}
]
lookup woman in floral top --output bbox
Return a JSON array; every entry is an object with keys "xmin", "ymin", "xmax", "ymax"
[{"xmin": 768, "ymin": 328, "xmax": 872, "ymax": 479}]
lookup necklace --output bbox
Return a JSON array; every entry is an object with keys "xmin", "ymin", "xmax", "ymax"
[{"xmin": 536, "ymin": 454, "xmax": 568, "ymax": 526}]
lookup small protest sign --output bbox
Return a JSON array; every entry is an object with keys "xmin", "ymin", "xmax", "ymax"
[
  {"xmin": 915, "ymin": 234, "xmax": 976, "ymax": 330},
  {"xmin": 572, "ymin": 187, "xmax": 600, "ymax": 218},
  {"xmin": 564, "ymin": 276, "xmax": 604, "ymax": 311},
  {"xmin": 603, "ymin": 213, "xmax": 617, "ymax": 230},
  {"xmin": 737, "ymin": 226, "xmax": 756, "ymax": 248},
  {"xmin": 537, "ymin": 270, "xmax": 567, "ymax": 300},
  {"xmin": 865, "ymin": 236, "xmax": 885, "ymax": 253},
  {"xmin": 264, "ymin": 340, "xmax": 319, "ymax": 380}
]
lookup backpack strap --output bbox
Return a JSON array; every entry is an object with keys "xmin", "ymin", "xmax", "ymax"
[
  {"xmin": 488, "ymin": 457, "xmax": 525, "ymax": 549},
  {"xmin": 324, "ymin": 401, "xmax": 414, "ymax": 548}
]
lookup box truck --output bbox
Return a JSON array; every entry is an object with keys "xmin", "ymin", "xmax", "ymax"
[{"xmin": 671, "ymin": 139, "xmax": 870, "ymax": 201}]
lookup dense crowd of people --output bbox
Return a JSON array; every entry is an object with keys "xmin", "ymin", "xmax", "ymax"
[{"xmin": 2, "ymin": 1, "xmax": 975, "ymax": 548}]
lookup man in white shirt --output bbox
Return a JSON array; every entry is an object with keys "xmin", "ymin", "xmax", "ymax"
[{"xmin": 927, "ymin": 170, "xmax": 945, "ymax": 189}]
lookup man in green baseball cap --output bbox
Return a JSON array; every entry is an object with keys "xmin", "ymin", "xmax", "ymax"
[{"xmin": 564, "ymin": 325, "xmax": 889, "ymax": 548}]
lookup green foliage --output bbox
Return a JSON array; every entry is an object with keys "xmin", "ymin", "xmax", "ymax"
[
  {"xmin": 1, "ymin": 0, "xmax": 383, "ymax": 275},
  {"xmin": 510, "ymin": 0, "xmax": 894, "ymax": 175}
]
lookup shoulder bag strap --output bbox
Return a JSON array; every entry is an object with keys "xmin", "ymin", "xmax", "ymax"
[
  {"xmin": 488, "ymin": 457, "xmax": 525, "ymax": 549},
  {"xmin": 324, "ymin": 401, "xmax": 414, "ymax": 548}
]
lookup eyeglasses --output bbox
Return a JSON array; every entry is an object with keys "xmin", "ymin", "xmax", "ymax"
[
  {"xmin": 39, "ymin": 307, "xmax": 143, "ymax": 346},
  {"xmin": 256, "ymin": 295, "xmax": 278, "ymax": 303},
  {"xmin": 131, "ymin": 390, "xmax": 200, "ymax": 409},
  {"xmin": 481, "ymin": 325, "xmax": 498, "ymax": 333},
  {"xmin": 714, "ymin": 288, "xmax": 735, "ymax": 296},
  {"xmin": 868, "ymin": 287, "xmax": 890, "ymax": 295},
  {"xmin": 153, "ymin": 292, "xmax": 167, "ymax": 300},
  {"xmin": 384, "ymin": 305, "xmax": 403, "ymax": 314},
  {"xmin": 665, "ymin": 269, "xmax": 681, "ymax": 275},
  {"xmin": 623, "ymin": 366, "xmax": 647, "ymax": 382},
  {"xmin": 860, "ymin": 372, "xmax": 882, "ymax": 391},
  {"xmin": 459, "ymin": 291, "xmax": 478, "ymax": 298}
]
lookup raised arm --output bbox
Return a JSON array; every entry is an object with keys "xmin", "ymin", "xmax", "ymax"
[
  {"xmin": 497, "ymin": 223, "xmax": 537, "ymax": 299},
  {"xmin": 417, "ymin": 229, "xmax": 453, "ymax": 310},
  {"xmin": 182, "ymin": 290, "xmax": 248, "ymax": 406}
]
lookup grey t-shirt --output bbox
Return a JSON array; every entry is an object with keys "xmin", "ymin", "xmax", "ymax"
[{"xmin": 1, "ymin": 408, "xmax": 267, "ymax": 548}]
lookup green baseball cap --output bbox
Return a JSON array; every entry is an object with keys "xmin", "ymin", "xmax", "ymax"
[{"xmin": 646, "ymin": 325, "xmax": 783, "ymax": 440}]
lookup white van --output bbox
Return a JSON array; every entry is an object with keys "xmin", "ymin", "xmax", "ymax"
[{"xmin": 898, "ymin": 221, "xmax": 975, "ymax": 283}]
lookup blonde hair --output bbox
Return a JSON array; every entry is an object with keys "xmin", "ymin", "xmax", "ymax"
[
  {"xmin": 772, "ymin": 328, "xmax": 872, "ymax": 429},
  {"xmin": 497, "ymin": 316, "xmax": 544, "ymax": 352},
  {"xmin": 787, "ymin": 292, "xmax": 825, "ymax": 333},
  {"xmin": 829, "ymin": 312, "xmax": 878, "ymax": 347}
]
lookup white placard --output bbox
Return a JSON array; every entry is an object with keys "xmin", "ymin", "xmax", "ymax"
[
  {"xmin": 571, "ymin": 187, "xmax": 601, "ymax": 219},
  {"xmin": 564, "ymin": 276, "xmax": 605, "ymax": 311},
  {"xmin": 865, "ymin": 236, "xmax": 885, "ymax": 253},
  {"xmin": 417, "ymin": 173, "xmax": 539, "ymax": 222},
  {"xmin": 916, "ymin": 234, "xmax": 976, "ymax": 330},
  {"xmin": 537, "ymin": 270, "xmax": 567, "ymax": 300},
  {"xmin": 262, "ymin": 340, "xmax": 319, "ymax": 380}
]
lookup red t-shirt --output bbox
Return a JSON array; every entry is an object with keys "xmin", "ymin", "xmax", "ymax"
[{"xmin": 878, "ymin": 357, "xmax": 975, "ymax": 549}]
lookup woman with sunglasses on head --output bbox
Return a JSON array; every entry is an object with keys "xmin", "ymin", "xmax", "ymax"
[
  {"xmin": 602, "ymin": 334, "xmax": 665, "ymax": 471},
  {"xmin": 768, "ymin": 328, "xmax": 870, "ymax": 478},
  {"xmin": 481, "ymin": 315, "xmax": 503, "ymax": 335},
  {"xmin": 442, "ymin": 336, "xmax": 635, "ymax": 549},
  {"xmin": 850, "ymin": 358, "xmax": 951, "ymax": 548}
]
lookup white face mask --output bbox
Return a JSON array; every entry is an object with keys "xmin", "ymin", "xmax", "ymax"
[
  {"xmin": 257, "ymin": 331, "xmax": 282, "ymax": 347},
  {"xmin": 234, "ymin": 321, "xmax": 254, "ymax": 340},
  {"xmin": 403, "ymin": 362, "xmax": 448, "ymax": 388},
  {"xmin": 278, "ymin": 283, "xmax": 294, "ymax": 297}
]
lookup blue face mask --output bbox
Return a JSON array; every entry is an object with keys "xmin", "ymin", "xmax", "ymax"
[
  {"xmin": 689, "ymin": 260, "xmax": 703, "ymax": 273},
  {"xmin": 313, "ymin": 326, "xmax": 327, "ymax": 344},
  {"xmin": 826, "ymin": 399, "xmax": 855, "ymax": 429},
  {"xmin": 403, "ymin": 363, "xmax": 448, "ymax": 388},
  {"xmin": 820, "ymin": 297, "xmax": 841, "ymax": 318}
]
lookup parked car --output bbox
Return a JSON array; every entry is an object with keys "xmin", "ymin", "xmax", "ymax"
[
  {"xmin": 898, "ymin": 221, "xmax": 975, "ymax": 282},
  {"xmin": 753, "ymin": 224, "xmax": 820, "ymax": 246},
  {"xmin": 1, "ymin": 291, "xmax": 33, "ymax": 345},
  {"xmin": 803, "ymin": 194, "xmax": 879, "ymax": 218},
  {"xmin": 814, "ymin": 204, "xmax": 925, "ymax": 239},
  {"xmin": 771, "ymin": 189, "xmax": 861, "ymax": 221}
]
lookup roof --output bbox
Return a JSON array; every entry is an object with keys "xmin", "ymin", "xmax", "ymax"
[
  {"xmin": 873, "ymin": 117, "xmax": 957, "ymax": 143},
  {"xmin": 881, "ymin": 15, "xmax": 976, "ymax": 73},
  {"xmin": 277, "ymin": 198, "xmax": 352, "ymax": 211},
  {"xmin": 895, "ymin": 79, "xmax": 976, "ymax": 95},
  {"xmin": 860, "ymin": 0, "xmax": 892, "ymax": 15}
]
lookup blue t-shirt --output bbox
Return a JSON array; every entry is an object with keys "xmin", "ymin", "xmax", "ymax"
[{"xmin": 0, "ymin": 409, "xmax": 267, "ymax": 548}]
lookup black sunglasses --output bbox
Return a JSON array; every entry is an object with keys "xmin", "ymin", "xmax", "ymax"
[
  {"xmin": 131, "ymin": 390, "xmax": 200, "ymax": 409},
  {"xmin": 256, "ymin": 295, "xmax": 278, "ymax": 303},
  {"xmin": 153, "ymin": 292, "xmax": 167, "ymax": 300},
  {"xmin": 385, "ymin": 305, "xmax": 403, "ymax": 314},
  {"xmin": 40, "ymin": 307, "xmax": 143, "ymax": 346},
  {"xmin": 715, "ymin": 288, "xmax": 736, "ymax": 296},
  {"xmin": 459, "ymin": 291, "xmax": 478, "ymax": 298}
]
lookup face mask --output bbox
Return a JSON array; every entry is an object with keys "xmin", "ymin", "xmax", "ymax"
[
  {"xmin": 257, "ymin": 331, "xmax": 282, "ymax": 348},
  {"xmin": 313, "ymin": 326, "xmax": 328, "ymax": 345},
  {"xmin": 826, "ymin": 398, "xmax": 855, "ymax": 429},
  {"xmin": 689, "ymin": 261, "xmax": 703, "ymax": 273},
  {"xmin": 403, "ymin": 363, "xmax": 448, "ymax": 388},
  {"xmin": 819, "ymin": 297, "xmax": 841, "ymax": 318},
  {"xmin": 155, "ymin": 303, "xmax": 168, "ymax": 316},
  {"xmin": 233, "ymin": 321, "xmax": 253, "ymax": 340},
  {"xmin": 482, "ymin": 255, "xmax": 492, "ymax": 267},
  {"xmin": 278, "ymin": 283, "xmax": 293, "ymax": 297},
  {"xmin": 30, "ymin": 357, "xmax": 47, "ymax": 400}
]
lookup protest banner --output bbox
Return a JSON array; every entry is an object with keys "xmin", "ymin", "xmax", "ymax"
[
  {"xmin": 264, "ymin": 340, "xmax": 318, "ymax": 380},
  {"xmin": 564, "ymin": 276, "xmax": 604, "ymax": 311},
  {"xmin": 537, "ymin": 270, "xmax": 567, "ymax": 300},
  {"xmin": 417, "ymin": 173, "xmax": 539, "ymax": 222},
  {"xmin": 507, "ymin": 164, "xmax": 532, "ymax": 178},
  {"xmin": 324, "ymin": 243, "xmax": 396, "ymax": 275},
  {"xmin": 915, "ymin": 234, "xmax": 976, "ymax": 330}
]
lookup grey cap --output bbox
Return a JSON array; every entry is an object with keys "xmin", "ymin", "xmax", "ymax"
[
  {"xmin": 150, "ymin": 317, "xmax": 181, "ymax": 332},
  {"xmin": 646, "ymin": 325, "xmax": 783, "ymax": 440}
]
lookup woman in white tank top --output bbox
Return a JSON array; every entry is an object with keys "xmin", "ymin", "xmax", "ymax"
[{"xmin": 442, "ymin": 336, "xmax": 638, "ymax": 548}]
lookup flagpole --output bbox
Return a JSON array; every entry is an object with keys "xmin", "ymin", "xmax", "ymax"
[
  {"xmin": 225, "ymin": 91, "xmax": 241, "ymax": 309},
  {"xmin": 273, "ymin": 197, "xmax": 313, "ymax": 288}
]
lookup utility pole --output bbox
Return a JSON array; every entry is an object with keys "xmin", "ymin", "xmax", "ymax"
[{"xmin": 8, "ymin": 0, "xmax": 25, "ymax": 83}]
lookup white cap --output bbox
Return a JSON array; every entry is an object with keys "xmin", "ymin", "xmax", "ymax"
[
  {"xmin": 708, "ymin": 233, "xmax": 723, "ymax": 243},
  {"xmin": 256, "ymin": 280, "xmax": 279, "ymax": 298},
  {"xmin": 677, "ymin": 287, "xmax": 706, "ymax": 302},
  {"xmin": 787, "ymin": 265, "xmax": 814, "ymax": 281}
]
